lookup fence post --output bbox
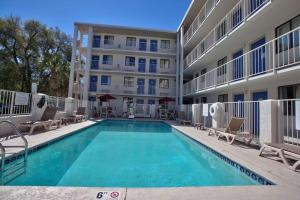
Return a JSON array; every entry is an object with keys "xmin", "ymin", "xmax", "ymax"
[
  {"xmin": 9, "ymin": 92, "xmax": 15, "ymax": 117},
  {"xmin": 259, "ymin": 100, "xmax": 278, "ymax": 145}
]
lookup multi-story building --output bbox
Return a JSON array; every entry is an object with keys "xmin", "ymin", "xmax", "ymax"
[
  {"xmin": 68, "ymin": 0, "xmax": 300, "ymax": 116},
  {"xmin": 179, "ymin": 0, "xmax": 300, "ymax": 104},
  {"xmin": 68, "ymin": 23, "xmax": 178, "ymax": 116}
]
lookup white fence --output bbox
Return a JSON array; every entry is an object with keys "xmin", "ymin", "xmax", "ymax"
[
  {"xmin": 0, "ymin": 90, "xmax": 32, "ymax": 117},
  {"xmin": 184, "ymin": 26, "xmax": 300, "ymax": 95},
  {"xmin": 187, "ymin": 100, "xmax": 300, "ymax": 145}
]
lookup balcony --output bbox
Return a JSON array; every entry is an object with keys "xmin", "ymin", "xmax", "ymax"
[
  {"xmin": 183, "ymin": 27, "xmax": 300, "ymax": 96},
  {"xmin": 95, "ymin": 84, "xmax": 176, "ymax": 97},
  {"xmin": 184, "ymin": 0, "xmax": 220, "ymax": 46},
  {"xmin": 89, "ymin": 64, "xmax": 176, "ymax": 75},
  {"xmin": 90, "ymin": 41, "xmax": 176, "ymax": 55},
  {"xmin": 184, "ymin": 0, "xmax": 271, "ymax": 70}
]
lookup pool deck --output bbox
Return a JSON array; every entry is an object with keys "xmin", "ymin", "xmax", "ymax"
[{"xmin": 0, "ymin": 119, "xmax": 300, "ymax": 200}]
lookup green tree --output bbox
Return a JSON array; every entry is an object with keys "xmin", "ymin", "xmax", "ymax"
[{"xmin": 0, "ymin": 16, "xmax": 71, "ymax": 96}]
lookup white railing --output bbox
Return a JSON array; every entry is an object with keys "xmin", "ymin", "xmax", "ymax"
[
  {"xmin": 185, "ymin": 0, "xmax": 270, "ymax": 69},
  {"xmin": 278, "ymin": 99, "xmax": 300, "ymax": 146},
  {"xmin": 184, "ymin": 26, "xmax": 300, "ymax": 96},
  {"xmin": 47, "ymin": 96, "xmax": 66, "ymax": 112},
  {"xmin": 184, "ymin": 0, "xmax": 220, "ymax": 45},
  {"xmin": 0, "ymin": 90, "xmax": 32, "ymax": 118},
  {"xmin": 91, "ymin": 64, "xmax": 176, "ymax": 75},
  {"xmin": 95, "ymin": 84, "xmax": 176, "ymax": 97}
]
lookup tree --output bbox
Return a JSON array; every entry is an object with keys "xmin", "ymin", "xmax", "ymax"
[{"xmin": 0, "ymin": 16, "xmax": 71, "ymax": 96}]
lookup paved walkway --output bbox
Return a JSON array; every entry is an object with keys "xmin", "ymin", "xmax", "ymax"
[{"xmin": 0, "ymin": 119, "xmax": 299, "ymax": 200}]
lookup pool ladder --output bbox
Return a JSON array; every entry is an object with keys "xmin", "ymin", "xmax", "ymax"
[{"xmin": 0, "ymin": 120, "xmax": 28, "ymax": 185}]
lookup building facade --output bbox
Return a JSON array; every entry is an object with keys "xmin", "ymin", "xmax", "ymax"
[
  {"xmin": 179, "ymin": 0, "xmax": 300, "ymax": 104},
  {"xmin": 68, "ymin": 0, "xmax": 300, "ymax": 115},
  {"xmin": 68, "ymin": 23, "xmax": 178, "ymax": 116}
]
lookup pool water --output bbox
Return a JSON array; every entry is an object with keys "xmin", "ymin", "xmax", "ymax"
[{"xmin": 7, "ymin": 120, "xmax": 261, "ymax": 187}]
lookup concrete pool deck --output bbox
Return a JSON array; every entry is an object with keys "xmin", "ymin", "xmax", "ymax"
[{"xmin": 0, "ymin": 119, "xmax": 300, "ymax": 200}]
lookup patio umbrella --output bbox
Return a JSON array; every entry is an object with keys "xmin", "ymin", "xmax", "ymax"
[
  {"xmin": 159, "ymin": 97, "xmax": 175, "ymax": 109},
  {"xmin": 97, "ymin": 94, "xmax": 116, "ymax": 106}
]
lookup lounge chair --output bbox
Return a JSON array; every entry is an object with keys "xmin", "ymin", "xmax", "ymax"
[
  {"xmin": 19, "ymin": 106, "xmax": 60, "ymax": 134},
  {"xmin": 215, "ymin": 117, "xmax": 253, "ymax": 145},
  {"xmin": 259, "ymin": 143, "xmax": 300, "ymax": 171},
  {"xmin": 69, "ymin": 107, "xmax": 87, "ymax": 122},
  {"xmin": 177, "ymin": 111, "xmax": 191, "ymax": 125}
]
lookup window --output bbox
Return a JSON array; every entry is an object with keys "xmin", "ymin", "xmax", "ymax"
[
  {"xmin": 89, "ymin": 76, "xmax": 98, "ymax": 92},
  {"xmin": 124, "ymin": 77, "xmax": 134, "ymax": 87},
  {"xmin": 104, "ymin": 35, "xmax": 114, "ymax": 45},
  {"xmin": 278, "ymin": 85, "xmax": 298, "ymax": 116},
  {"xmin": 148, "ymin": 99, "xmax": 155, "ymax": 105},
  {"xmin": 137, "ymin": 79, "xmax": 145, "ymax": 94},
  {"xmin": 136, "ymin": 99, "xmax": 144, "ymax": 104},
  {"xmin": 148, "ymin": 79, "xmax": 156, "ymax": 95},
  {"xmin": 149, "ymin": 59, "xmax": 157, "ymax": 73},
  {"xmin": 125, "ymin": 56, "xmax": 135, "ymax": 66},
  {"xmin": 150, "ymin": 40, "xmax": 158, "ymax": 52},
  {"xmin": 91, "ymin": 55, "xmax": 100, "ymax": 69},
  {"xmin": 159, "ymin": 79, "xmax": 169, "ymax": 89},
  {"xmin": 200, "ymin": 97, "xmax": 207, "ymax": 103},
  {"xmin": 139, "ymin": 39, "xmax": 147, "ymax": 51},
  {"xmin": 160, "ymin": 59, "xmax": 170, "ymax": 69},
  {"xmin": 161, "ymin": 40, "xmax": 171, "ymax": 49},
  {"xmin": 138, "ymin": 58, "xmax": 146, "ymax": 72},
  {"xmin": 101, "ymin": 75, "xmax": 111, "ymax": 85},
  {"xmin": 275, "ymin": 15, "xmax": 300, "ymax": 53},
  {"xmin": 216, "ymin": 21, "xmax": 226, "ymax": 41},
  {"xmin": 93, "ymin": 35, "xmax": 101, "ymax": 48},
  {"xmin": 102, "ymin": 55, "xmax": 113, "ymax": 65},
  {"xmin": 217, "ymin": 57, "xmax": 227, "ymax": 76},
  {"xmin": 126, "ymin": 37, "xmax": 136, "ymax": 47}
]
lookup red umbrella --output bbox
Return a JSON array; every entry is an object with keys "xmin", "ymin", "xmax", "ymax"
[
  {"xmin": 159, "ymin": 97, "xmax": 175, "ymax": 103},
  {"xmin": 97, "ymin": 94, "xmax": 116, "ymax": 102}
]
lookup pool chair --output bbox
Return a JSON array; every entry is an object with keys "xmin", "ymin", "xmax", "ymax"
[
  {"xmin": 177, "ymin": 111, "xmax": 191, "ymax": 125},
  {"xmin": 160, "ymin": 109, "xmax": 167, "ymax": 120},
  {"xmin": 216, "ymin": 117, "xmax": 253, "ymax": 145},
  {"xmin": 69, "ymin": 107, "xmax": 88, "ymax": 122},
  {"xmin": 19, "ymin": 106, "xmax": 61, "ymax": 135},
  {"xmin": 259, "ymin": 143, "xmax": 300, "ymax": 171}
]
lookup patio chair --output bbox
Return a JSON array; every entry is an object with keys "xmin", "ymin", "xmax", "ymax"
[
  {"xmin": 19, "ymin": 106, "xmax": 60, "ymax": 135},
  {"xmin": 100, "ymin": 107, "xmax": 108, "ymax": 118},
  {"xmin": 160, "ymin": 109, "xmax": 167, "ymax": 120},
  {"xmin": 71, "ymin": 107, "xmax": 87, "ymax": 122},
  {"xmin": 177, "ymin": 111, "xmax": 191, "ymax": 125},
  {"xmin": 215, "ymin": 117, "xmax": 253, "ymax": 145},
  {"xmin": 259, "ymin": 143, "xmax": 300, "ymax": 171}
]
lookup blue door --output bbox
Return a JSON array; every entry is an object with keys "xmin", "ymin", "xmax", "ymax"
[
  {"xmin": 234, "ymin": 94, "xmax": 244, "ymax": 117},
  {"xmin": 150, "ymin": 40, "xmax": 158, "ymax": 52},
  {"xmin": 148, "ymin": 79, "xmax": 156, "ymax": 95},
  {"xmin": 233, "ymin": 50, "xmax": 244, "ymax": 81},
  {"xmin": 252, "ymin": 91, "xmax": 268, "ymax": 136},
  {"xmin": 251, "ymin": 37, "xmax": 266, "ymax": 75},
  {"xmin": 139, "ymin": 39, "xmax": 147, "ymax": 51},
  {"xmin": 149, "ymin": 59, "xmax": 157, "ymax": 73},
  {"xmin": 137, "ymin": 79, "xmax": 145, "ymax": 94},
  {"xmin": 138, "ymin": 58, "xmax": 146, "ymax": 72},
  {"xmin": 89, "ymin": 76, "xmax": 98, "ymax": 92}
]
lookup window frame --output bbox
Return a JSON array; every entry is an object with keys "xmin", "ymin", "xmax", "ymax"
[
  {"xmin": 102, "ymin": 55, "xmax": 113, "ymax": 65},
  {"xmin": 125, "ymin": 56, "xmax": 136, "ymax": 67},
  {"xmin": 161, "ymin": 40, "xmax": 171, "ymax": 49},
  {"xmin": 159, "ymin": 79, "xmax": 169, "ymax": 89},
  {"xmin": 104, "ymin": 35, "xmax": 114, "ymax": 45},
  {"xmin": 100, "ymin": 75, "xmax": 111, "ymax": 85},
  {"xmin": 126, "ymin": 37, "xmax": 136, "ymax": 47},
  {"xmin": 160, "ymin": 59, "xmax": 170, "ymax": 69},
  {"xmin": 124, "ymin": 77, "xmax": 134, "ymax": 87}
]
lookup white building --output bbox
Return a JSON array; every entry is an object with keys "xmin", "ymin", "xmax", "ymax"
[
  {"xmin": 68, "ymin": 0, "xmax": 300, "ymax": 115},
  {"xmin": 179, "ymin": 0, "xmax": 300, "ymax": 104},
  {"xmin": 68, "ymin": 23, "xmax": 178, "ymax": 117}
]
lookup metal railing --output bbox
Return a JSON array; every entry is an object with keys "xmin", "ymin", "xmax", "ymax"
[
  {"xmin": 184, "ymin": 0, "xmax": 219, "ymax": 45},
  {"xmin": 0, "ymin": 90, "xmax": 32, "ymax": 118},
  {"xmin": 185, "ymin": 0, "xmax": 270, "ymax": 69},
  {"xmin": 184, "ymin": 26, "xmax": 300, "ymax": 96},
  {"xmin": 48, "ymin": 96, "xmax": 66, "ymax": 112},
  {"xmin": 278, "ymin": 99, "xmax": 300, "ymax": 146},
  {"xmin": 95, "ymin": 84, "xmax": 176, "ymax": 97}
]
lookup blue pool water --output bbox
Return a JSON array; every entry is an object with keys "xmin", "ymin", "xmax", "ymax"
[{"xmin": 7, "ymin": 120, "xmax": 263, "ymax": 187}]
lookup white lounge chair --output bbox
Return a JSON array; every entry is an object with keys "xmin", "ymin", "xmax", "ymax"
[
  {"xmin": 215, "ymin": 117, "xmax": 253, "ymax": 145},
  {"xmin": 259, "ymin": 143, "xmax": 300, "ymax": 171}
]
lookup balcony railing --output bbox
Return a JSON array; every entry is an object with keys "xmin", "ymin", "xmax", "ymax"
[
  {"xmin": 95, "ymin": 84, "xmax": 176, "ymax": 97},
  {"xmin": 89, "ymin": 64, "xmax": 176, "ymax": 74},
  {"xmin": 183, "ymin": 0, "xmax": 220, "ymax": 45},
  {"xmin": 184, "ymin": 26, "xmax": 300, "ymax": 95},
  {"xmin": 185, "ymin": 0, "xmax": 270, "ymax": 69},
  {"xmin": 91, "ymin": 41, "xmax": 176, "ymax": 54}
]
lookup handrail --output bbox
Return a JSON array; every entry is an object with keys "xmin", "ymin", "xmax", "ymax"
[{"xmin": 0, "ymin": 120, "xmax": 28, "ymax": 168}]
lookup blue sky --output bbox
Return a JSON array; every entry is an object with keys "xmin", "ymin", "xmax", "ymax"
[{"xmin": 0, "ymin": 0, "xmax": 191, "ymax": 35}]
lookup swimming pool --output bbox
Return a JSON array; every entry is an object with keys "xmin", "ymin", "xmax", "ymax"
[{"xmin": 6, "ymin": 120, "xmax": 272, "ymax": 187}]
